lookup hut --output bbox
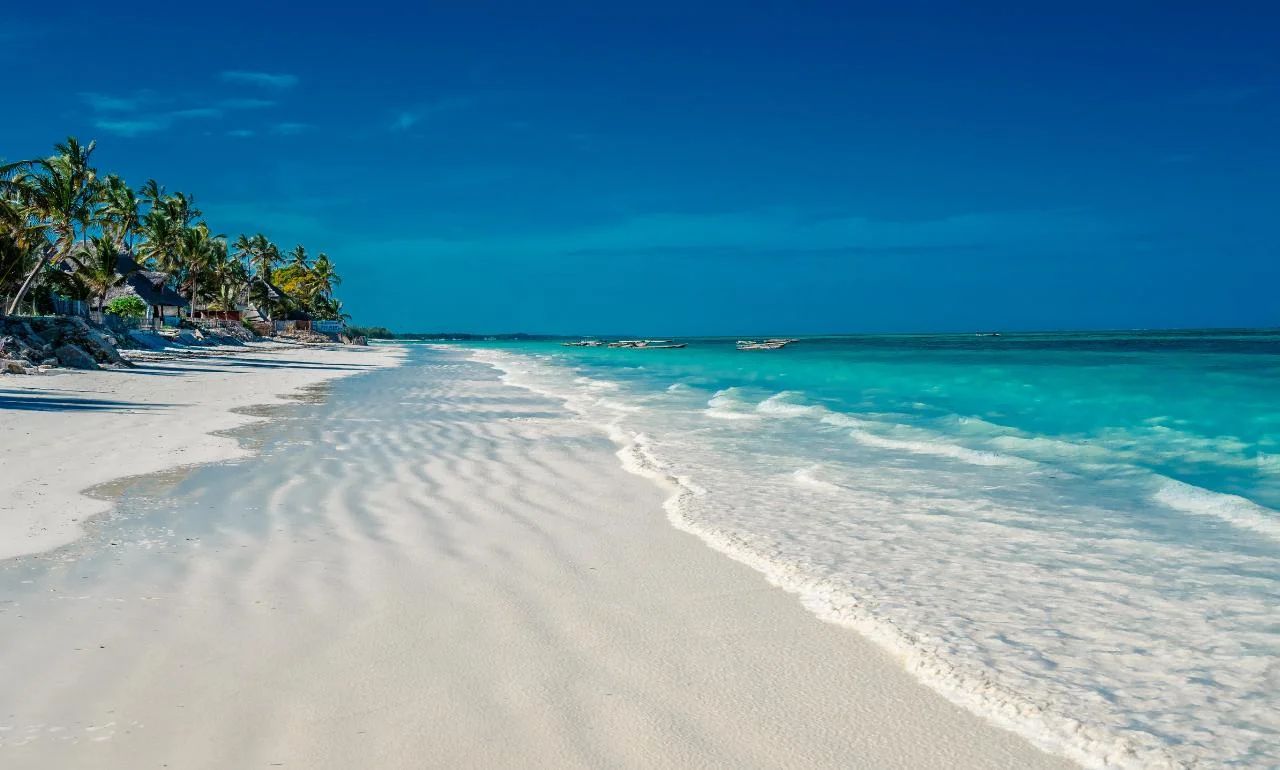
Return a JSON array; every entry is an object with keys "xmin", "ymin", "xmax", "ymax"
[{"xmin": 104, "ymin": 270, "xmax": 189, "ymax": 324}]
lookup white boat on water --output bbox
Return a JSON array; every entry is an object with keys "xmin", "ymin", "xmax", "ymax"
[
  {"xmin": 737, "ymin": 338, "xmax": 795, "ymax": 350},
  {"xmin": 607, "ymin": 339, "xmax": 686, "ymax": 349}
]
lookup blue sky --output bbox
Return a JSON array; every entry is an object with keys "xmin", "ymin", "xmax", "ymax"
[{"xmin": 2, "ymin": 1, "xmax": 1278, "ymax": 334}]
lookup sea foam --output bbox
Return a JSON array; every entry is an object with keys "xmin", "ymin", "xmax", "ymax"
[{"xmin": 467, "ymin": 343, "xmax": 1280, "ymax": 770}]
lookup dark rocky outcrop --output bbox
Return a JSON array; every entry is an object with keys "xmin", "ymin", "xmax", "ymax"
[
  {"xmin": 0, "ymin": 315, "xmax": 134, "ymax": 374},
  {"xmin": 53, "ymin": 343, "xmax": 99, "ymax": 370}
]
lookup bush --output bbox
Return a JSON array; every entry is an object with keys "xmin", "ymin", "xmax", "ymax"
[
  {"xmin": 347, "ymin": 325, "xmax": 395, "ymax": 339},
  {"xmin": 105, "ymin": 295, "xmax": 147, "ymax": 318}
]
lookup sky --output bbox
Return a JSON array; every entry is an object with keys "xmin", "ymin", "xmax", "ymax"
[{"xmin": 2, "ymin": 1, "xmax": 1278, "ymax": 334}]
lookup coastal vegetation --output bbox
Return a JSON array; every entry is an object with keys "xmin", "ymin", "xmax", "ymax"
[{"xmin": 1, "ymin": 136, "xmax": 348, "ymax": 324}]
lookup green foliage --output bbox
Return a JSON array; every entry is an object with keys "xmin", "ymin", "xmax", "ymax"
[
  {"xmin": 5, "ymin": 136, "xmax": 351, "ymax": 321},
  {"xmin": 346, "ymin": 325, "xmax": 394, "ymax": 339},
  {"xmin": 105, "ymin": 295, "xmax": 146, "ymax": 318},
  {"xmin": 75, "ymin": 236, "xmax": 128, "ymax": 306}
]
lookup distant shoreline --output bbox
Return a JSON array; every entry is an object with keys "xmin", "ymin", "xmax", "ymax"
[{"xmin": 361, "ymin": 326, "xmax": 1279, "ymax": 341}]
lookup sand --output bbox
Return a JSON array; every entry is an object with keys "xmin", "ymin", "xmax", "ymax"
[
  {"xmin": 0, "ymin": 342, "xmax": 405, "ymax": 561},
  {"xmin": 0, "ymin": 344, "xmax": 1076, "ymax": 769}
]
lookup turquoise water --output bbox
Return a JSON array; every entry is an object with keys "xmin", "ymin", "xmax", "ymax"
[{"xmin": 464, "ymin": 331, "xmax": 1280, "ymax": 769}]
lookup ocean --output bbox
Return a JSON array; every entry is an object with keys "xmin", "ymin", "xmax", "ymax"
[{"xmin": 463, "ymin": 331, "xmax": 1280, "ymax": 769}]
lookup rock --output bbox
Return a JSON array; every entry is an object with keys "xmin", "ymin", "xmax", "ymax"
[
  {"xmin": 1, "ymin": 315, "xmax": 133, "ymax": 370},
  {"xmin": 82, "ymin": 327, "xmax": 128, "ymax": 365},
  {"xmin": 277, "ymin": 327, "xmax": 337, "ymax": 345},
  {"xmin": 39, "ymin": 357, "xmax": 58, "ymax": 367},
  {"xmin": 2, "ymin": 358, "xmax": 32, "ymax": 374},
  {"xmin": 34, "ymin": 325, "xmax": 61, "ymax": 345},
  {"xmin": 54, "ymin": 343, "xmax": 100, "ymax": 370}
]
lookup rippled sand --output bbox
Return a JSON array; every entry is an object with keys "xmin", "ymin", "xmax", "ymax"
[{"xmin": 0, "ymin": 346, "xmax": 1073, "ymax": 769}]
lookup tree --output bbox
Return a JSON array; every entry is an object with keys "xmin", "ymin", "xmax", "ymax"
[
  {"xmin": 75, "ymin": 236, "xmax": 130, "ymax": 311},
  {"xmin": 209, "ymin": 282, "xmax": 241, "ymax": 312},
  {"xmin": 4, "ymin": 137, "xmax": 100, "ymax": 316},
  {"xmin": 98, "ymin": 175, "xmax": 141, "ymax": 249},
  {"xmin": 176, "ymin": 223, "xmax": 225, "ymax": 312},
  {"xmin": 233, "ymin": 233, "xmax": 285, "ymax": 320},
  {"xmin": 137, "ymin": 190, "xmax": 201, "ymax": 275},
  {"xmin": 105, "ymin": 295, "xmax": 146, "ymax": 318},
  {"xmin": 287, "ymin": 244, "xmax": 309, "ymax": 270},
  {"xmin": 1, "ymin": 159, "xmax": 43, "ymax": 299},
  {"xmin": 308, "ymin": 252, "xmax": 341, "ymax": 300}
]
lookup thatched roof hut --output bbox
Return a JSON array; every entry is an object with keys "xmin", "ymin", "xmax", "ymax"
[{"xmin": 106, "ymin": 272, "xmax": 189, "ymax": 314}]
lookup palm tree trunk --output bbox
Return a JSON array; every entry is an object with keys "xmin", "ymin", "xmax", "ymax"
[{"xmin": 4, "ymin": 247, "xmax": 54, "ymax": 316}]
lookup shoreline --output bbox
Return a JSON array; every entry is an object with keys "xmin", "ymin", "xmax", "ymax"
[
  {"xmin": 463, "ymin": 344, "xmax": 1169, "ymax": 770},
  {"xmin": 0, "ymin": 341, "xmax": 406, "ymax": 562},
  {"xmin": 0, "ymin": 343, "xmax": 1074, "ymax": 768}
]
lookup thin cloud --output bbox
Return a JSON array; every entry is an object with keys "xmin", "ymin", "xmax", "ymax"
[
  {"xmin": 218, "ymin": 97, "xmax": 275, "ymax": 109},
  {"xmin": 220, "ymin": 70, "xmax": 299, "ymax": 89},
  {"xmin": 80, "ymin": 91, "xmax": 158, "ymax": 112},
  {"xmin": 170, "ymin": 107, "xmax": 224, "ymax": 119},
  {"xmin": 81, "ymin": 87, "xmax": 279, "ymax": 137},
  {"xmin": 227, "ymin": 129, "xmax": 256, "ymax": 138},
  {"xmin": 388, "ymin": 96, "xmax": 485, "ymax": 132},
  {"xmin": 93, "ymin": 120, "xmax": 170, "ymax": 138},
  {"xmin": 93, "ymin": 108, "xmax": 222, "ymax": 137},
  {"xmin": 271, "ymin": 122, "xmax": 316, "ymax": 136}
]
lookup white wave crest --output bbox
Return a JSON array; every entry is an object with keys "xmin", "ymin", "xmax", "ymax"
[
  {"xmin": 756, "ymin": 391, "xmax": 823, "ymax": 418},
  {"xmin": 848, "ymin": 430, "xmax": 1037, "ymax": 469},
  {"xmin": 705, "ymin": 388, "xmax": 760, "ymax": 421},
  {"xmin": 792, "ymin": 466, "xmax": 845, "ymax": 493},
  {"xmin": 1152, "ymin": 478, "xmax": 1280, "ymax": 541}
]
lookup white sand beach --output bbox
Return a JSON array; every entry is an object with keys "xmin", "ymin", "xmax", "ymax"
[
  {"xmin": 0, "ymin": 342, "xmax": 405, "ymax": 562},
  {"xmin": 0, "ymin": 345, "xmax": 1075, "ymax": 769}
]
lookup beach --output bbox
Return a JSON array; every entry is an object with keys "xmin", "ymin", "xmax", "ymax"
[
  {"xmin": 0, "ymin": 344, "xmax": 1074, "ymax": 769},
  {"xmin": 0, "ymin": 342, "xmax": 405, "ymax": 562}
]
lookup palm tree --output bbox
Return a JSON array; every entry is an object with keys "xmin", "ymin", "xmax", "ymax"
[
  {"xmin": 0, "ymin": 159, "xmax": 39, "ymax": 300},
  {"xmin": 176, "ymin": 223, "xmax": 225, "ymax": 312},
  {"xmin": 209, "ymin": 282, "xmax": 241, "ymax": 312},
  {"xmin": 136, "ymin": 190, "xmax": 200, "ymax": 275},
  {"xmin": 138, "ymin": 179, "xmax": 165, "ymax": 210},
  {"xmin": 75, "ymin": 236, "xmax": 130, "ymax": 312},
  {"xmin": 311, "ymin": 295, "xmax": 350, "ymax": 322},
  {"xmin": 287, "ymin": 244, "xmax": 309, "ymax": 270},
  {"xmin": 254, "ymin": 236, "xmax": 280, "ymax": 280},
  {"xmin": 4, "ymin": 137, "xmax": 100, "ymax": 316},
  {"xmin": 0, "ymin": 159, "xmax": 32, "ymax": 236},
  {"xmin": 232, "ymin": 233, "xmax": 280, "ymax": 280},
  {"xmin": 307, "ymin": 252, "xmax": 341, "ymax": 302},
  {"xmin": 135, "ymin": 206, "xmax": 180, "ymax": 271},
  {"xmin": 98, "ymin": 175, "xmax": 141, "ymax": 250}
]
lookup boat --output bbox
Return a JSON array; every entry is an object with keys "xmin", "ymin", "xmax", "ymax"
[
  {"xmin": 737, "ymin": 338, "xmax": 793, "ymax": 350},
  {"xmin": 607, "ymin": 339, "xmax": 685, "ymax": 349},
  {"xmin": 562, "ymin": 339, "xmax": 605, "ymax": 347}
]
